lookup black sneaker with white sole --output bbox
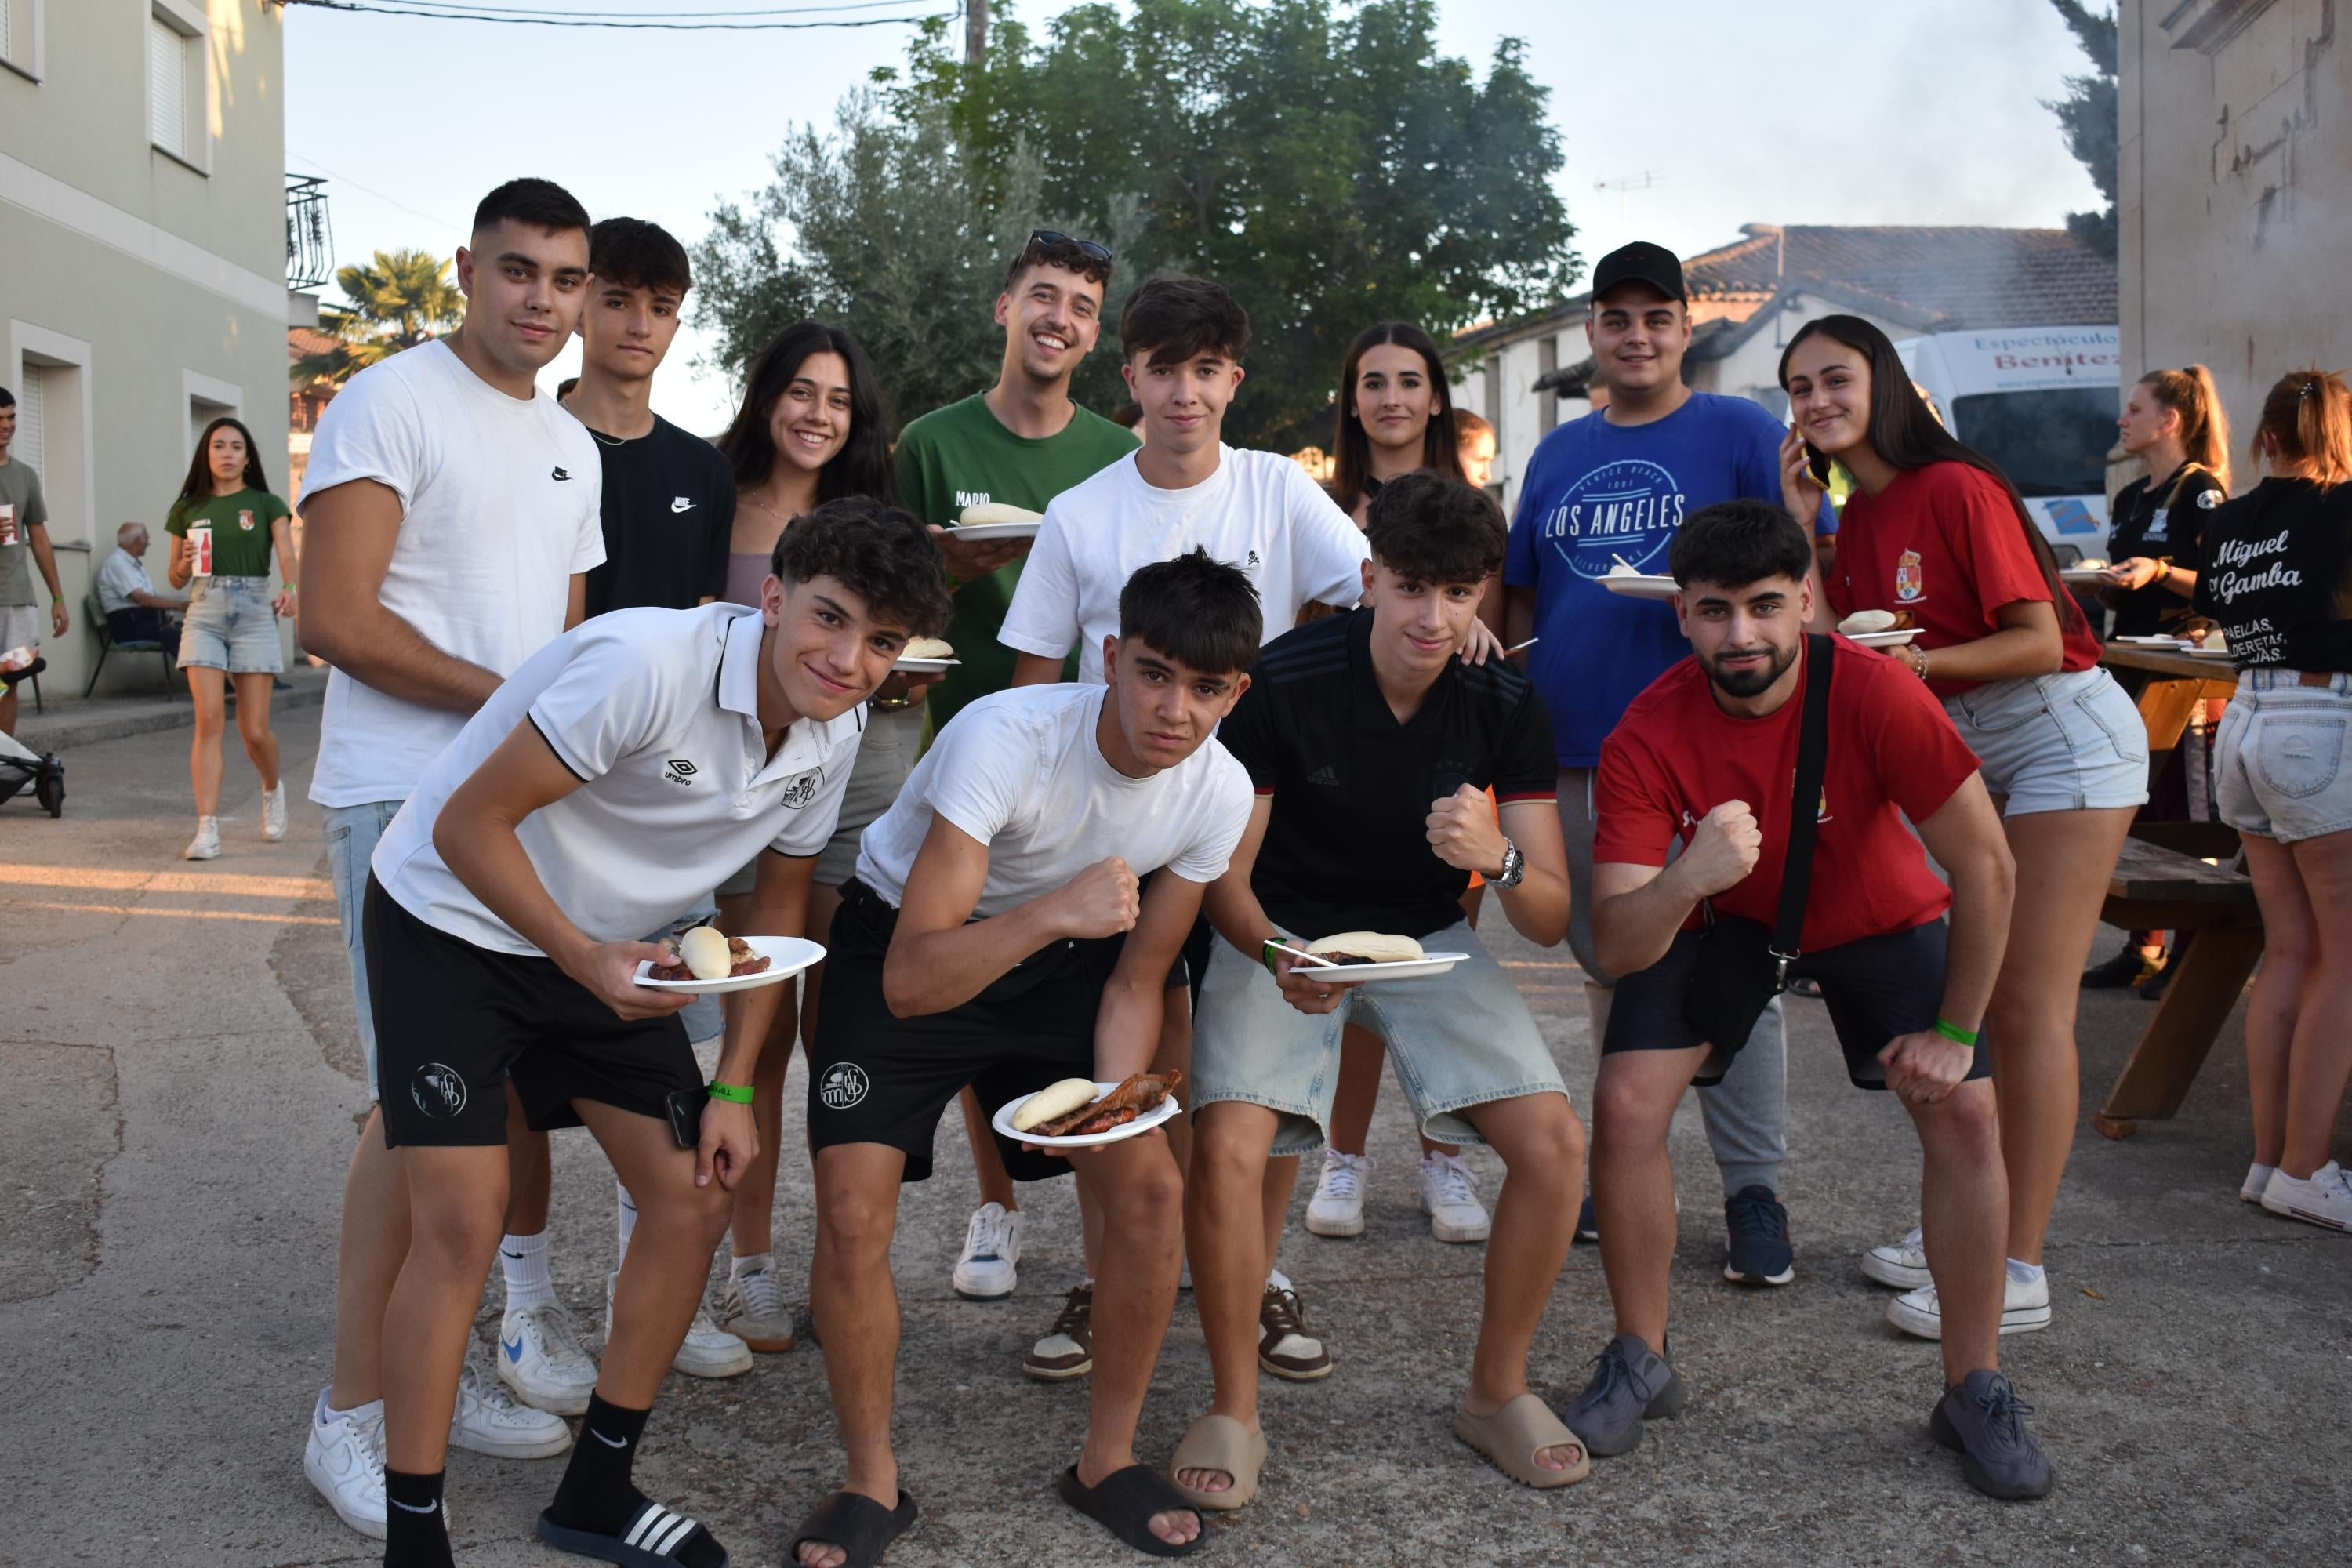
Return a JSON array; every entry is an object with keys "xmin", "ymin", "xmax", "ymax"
[
  {"xmin": 1929, "ymin": 1370, "xmax": 2052, "ymax": 1500},
  {"xmin": 1722, "ymin": 1185, "xmax": 1794, "ymax": 1286}
]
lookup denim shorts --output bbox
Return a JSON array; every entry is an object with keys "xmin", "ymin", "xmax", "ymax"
[
  {"xmin": 178, "ymin": 575, "xmax": 284, "ymax": 674},
  {"xmin": 1942, "ymin": 666, "xmax": 2148, "ymax": 817},
  {"xmin": 325, "ymin": 799, "xmax": 404, "ymax": 1098},
  {"xmin": 2213, "ymin": 670, "xmax": 2352, "ymax": 844},
  {"xmin": 1190, "ymin": 920, "xmax": 1570, "ymax": 1158}
]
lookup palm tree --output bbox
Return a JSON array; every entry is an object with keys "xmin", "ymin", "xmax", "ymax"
[{"xmin": 289, "ymin": 249, "xmax": 464, "ymax": 386}]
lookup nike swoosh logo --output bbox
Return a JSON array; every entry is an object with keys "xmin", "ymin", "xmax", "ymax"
[
  {"xmin": 503, "ymin": 1333, "xmax": 524, "ymax": 1363},
  {"xmin": 552, "ymin": 466, "xmax": 573, "ymax": 481},
  {"xmin": 670, "ymin": 497, "xmax": 696, "ymax": 513},
  {"xmin": 500, "ymin": 1250, "xmax": 524, "ymax": 1260},
  {"xmin": 590, "ymin": 1428, "xmax": 629, "ymax": 1449},
  {"xmin": 390, "ymin": 1498, "xmax": 440, "ymax": 1515}
]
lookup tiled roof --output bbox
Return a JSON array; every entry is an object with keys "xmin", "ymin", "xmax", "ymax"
[
  {"xmin": 1687, "ymin": 224, "xmax": 2118, "ymax": 328},
  {"xmin": 288, "ymin": 327, "xmax": 341, "ymax": 360}
]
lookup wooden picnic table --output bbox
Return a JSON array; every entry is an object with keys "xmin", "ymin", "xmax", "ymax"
[{"xmin": 2085, "ymin": 644, "xmax": 2259, "ymax": 1137}]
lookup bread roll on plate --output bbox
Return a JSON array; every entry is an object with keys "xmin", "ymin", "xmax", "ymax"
[
  {"xmin": 1012, "ymin": 1076, "xmax": 1099, "ymax": 1133},
  {"xmin": 956, "ymin": 503, "xmax": 1044, "ymax": 528},
  {"xmin": 902, "ymin": 636, "xmax": 956, "ymax": 659},
  {"xmin": 1837, "ymin": 610, "xmax": 1898, "ymax": 636},
  {"xmin": 1307, "ymin": 931, "xmax": 1425, "ymax": 964}
]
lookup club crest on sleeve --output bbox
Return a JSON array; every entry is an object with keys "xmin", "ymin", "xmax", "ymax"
[{"xmin": 781, "ymin": 769, "xmax": 822, "ymax": 808}]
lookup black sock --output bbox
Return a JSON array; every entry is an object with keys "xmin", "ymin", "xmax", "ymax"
[
  {"xmin": 546, "ymin": 1396, "xmax": 724, "ymax": 1567},
  {"xmin": 383, "ymin": 1468, "xmax": 452, "ymax": 1568}
]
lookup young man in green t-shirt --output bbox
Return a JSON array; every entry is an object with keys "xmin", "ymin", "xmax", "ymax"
[{"xmin": 890, "ymin": 230, "xmax": 1138, "ymax": 1316}]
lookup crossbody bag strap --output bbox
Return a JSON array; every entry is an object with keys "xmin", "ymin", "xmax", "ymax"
[{"xmin": 1769, "ymin": 633, "xmax": 1836, "ymax": 977}]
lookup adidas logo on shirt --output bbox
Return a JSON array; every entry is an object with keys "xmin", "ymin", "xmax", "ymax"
[{"xmin": 1308, "ymin": 764, "xmax": 1341, "ymax": 787}]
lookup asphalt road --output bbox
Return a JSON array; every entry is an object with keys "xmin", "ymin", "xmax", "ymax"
[{"xmin": 2, "ymin": 704, "xmax": 2347, "ymax": 1566}]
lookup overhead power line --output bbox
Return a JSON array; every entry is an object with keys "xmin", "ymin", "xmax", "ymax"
[{"xmin": 278, "ymin": 0, "xmax": 948, "ymax": 29}]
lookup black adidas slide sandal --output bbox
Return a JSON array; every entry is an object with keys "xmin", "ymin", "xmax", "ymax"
[
  {"xmin": 1054, "ymin": 1464, "xmax": 1207, "ymax": 1558},
  {"xmin": 537, "ymin": 1501, "xmax": 728, "ymax": 1567},
  {"xmin": 786, "ymin": 1490, "xmax": 918, "ymax": 1568}
]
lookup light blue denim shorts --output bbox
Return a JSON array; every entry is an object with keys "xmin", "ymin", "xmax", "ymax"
[
  {"xmin": 324, "ymin": 799, "xmax": 403, "ymax": 1098},
  {"xmin": 1190, "ymin": 920, "xmax": 1570, "ymax": 1158},
  {"xmin": 1942, "ymin": 666, "xmax": 2149, "ymax": 817},
  {"xmin": 178, "ymin": 575, "xmax": 284, "ymax": 674},
  {"xmin": 2213, "ymin": 670, "xmax": 2352, "ymax": 844}
]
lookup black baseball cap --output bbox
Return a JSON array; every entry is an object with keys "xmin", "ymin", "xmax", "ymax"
[{"xmin": 1591, "ymin": 241, "xmax": 1686, "ymax": 303}]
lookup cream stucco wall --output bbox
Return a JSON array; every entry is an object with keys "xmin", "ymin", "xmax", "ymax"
[
  {"xmin": 0, "ymin": 2, "xmax": 290, "ymax": 699},
  {"xmin": 2119, "ymin": 0, "xmax": 2352, "ymax": 461}
]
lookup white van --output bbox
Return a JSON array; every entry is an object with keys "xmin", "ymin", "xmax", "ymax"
[{"xmin": 1894, "ymin": 325, "xmax": 2120, "ymax": 553}]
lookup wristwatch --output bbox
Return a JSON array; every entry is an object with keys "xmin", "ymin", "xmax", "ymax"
[{"xmin": 1494, "ymin": 837, "xmax": 1526, "ymax": 891}]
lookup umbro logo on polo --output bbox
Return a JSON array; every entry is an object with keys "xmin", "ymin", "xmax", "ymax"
[
  {"xmin": 671, "ymin": 497, "xmax": 697, "ymax": 514},
  {"xmin": 1308, "ymin": 764, "xmax": 1341, "ymax": 786},
  {"xmin": 551, "ymin": 466, "xmax": 573, "ymax": 481},
  {"xmin": 664, "ymin": 759, "xmax": 698, "ymax": 787}
]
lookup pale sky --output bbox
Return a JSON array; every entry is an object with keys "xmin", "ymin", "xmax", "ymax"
[{"xmin": 285, "ymin": 0, "xmax": 2105, "ymax": 435}]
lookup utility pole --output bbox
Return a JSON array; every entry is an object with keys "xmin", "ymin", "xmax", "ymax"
[{"xmin": 966, "ymin": 0, "xmax": 989, "ymax": 64}]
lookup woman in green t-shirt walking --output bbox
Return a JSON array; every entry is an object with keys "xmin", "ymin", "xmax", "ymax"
[{"xmin": 165, "ymin": 416, "xmax": 298, "ymax": 860}]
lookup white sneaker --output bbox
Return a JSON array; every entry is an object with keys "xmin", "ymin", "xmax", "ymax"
[
  {"xmin": 604, "ymin": 1271, "xmax": 752, "ymax": 1378},
  {"xmin": 1305, "ymin": 1150, "xmax": 1369, "ymax": 1238},
  {"xmin": 184, "ymin": 816, "xmax": 220, "ymax": 861},
  {"xmin": 1887, "ymin": 1269, "xmax": 2053, "ymax": 1339},
  {"xmin": 261, "ymin": 782, "xmax": 288, "ymax": 841},
  {"xmin": 952, "ymin": 1202, "xmax": 1025, "ymax": 1300},
  {"xmin": 450, "ymin": 1357, "xmax": 572, "ymax": 1459},
  {"xmin": 2260, "ymin": 1160, "xmax": 2352, "ymax": 1231},
  {"xmin": 1860, "ymin": 1225, "xmax": 1932, "ymax": 1290},
  {"xmin": 1417, "ymin": 1150, "xmax": 1491, "ymax": 1243},
  {"xmin": 303, "ymin": 1390, "xmax": 387, "ymax": 1541},
  {"xmin": 496, "ymin": 1300, "xmax": 598, "ymax": 1415},
  {"xmin": 2241, "ymin": 1163, "xmax": 2276, "ymax": 1203},
  {"xmin": 717, "ymin": 1253, "xmax": 797, "ymax": 1352}
]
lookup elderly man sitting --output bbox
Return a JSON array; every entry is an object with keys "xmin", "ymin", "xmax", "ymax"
[{"xmin": 94, "ymin": 522, "xmax": 184, "ymax": 657}]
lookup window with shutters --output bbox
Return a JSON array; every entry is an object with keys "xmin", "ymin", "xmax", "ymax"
[
  {"xmin": 0, "ymin": 0, "xmax": 42, "ymax": 82},
  {"xmin": 14, "ymin": 367, "xmax": 44, "ymax": 478},
  {"xmin": 147, "ymin": 2, "xmax": 209, "ymax": 173}
]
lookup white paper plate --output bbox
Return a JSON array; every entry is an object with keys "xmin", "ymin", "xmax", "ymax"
[
  {"xmin": 633, "ymin": 935, "xmax": 826, "ymax": 994},
  {"xmin": 1846, "ymin": 629, "xmax": 1919, "ymax": 649},
  {"xmin": 992, "ymin": 1080, "xmax": 1183, "ymax": 1149},
  {"xmin": 892, "ymin": 656, "xmax": 961, "ymax": 673},
  {"xmin": 1599, "ymin": 574, "xmax": 1679, "ymax": 602},
  {"xmin": 2112, "ymin": 634, "xmax": 2195, "ymax": 648},
  {"xmin": 2059, "ymin": 568, "xmax": 2111, "ymax": 584},
  {"xmin": 948, "ymin": 521, "xmax": 1041, "ymax": 543},
  {"xmin": 1285, "ymin": 951, "xmax": 1470, "ymax": 985},
  {"xmin": 2185, "ymin": 648, "xmax": 2236, "ymax": 660}
]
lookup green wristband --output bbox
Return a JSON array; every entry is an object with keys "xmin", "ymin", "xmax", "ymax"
[
  {"xmin": 1932, "ymin": 1018, "xmax": 1978, "ymax": 1047},
  {"xmin": 708, "ymin": 1081, "xmax": 756, "ymax": 1105},
  {"xmin": 1261, "ymin": 938, "xmax": 1283, "ymax": 978}
]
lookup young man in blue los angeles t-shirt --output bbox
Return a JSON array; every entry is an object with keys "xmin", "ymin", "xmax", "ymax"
[{"xmin": 1501, "ymin": 241, "xmax": 1831, "ymax": 1284}]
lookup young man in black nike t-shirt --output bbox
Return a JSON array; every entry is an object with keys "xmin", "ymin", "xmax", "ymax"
[{"xmin": 567, "ymin": 218, "xmax": 734, "ymax": 618}]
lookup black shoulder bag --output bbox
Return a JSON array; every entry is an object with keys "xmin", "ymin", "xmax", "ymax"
[{"xmin": 1683, "ymin": 634, "xmax": 1835, "ymax": 1048}]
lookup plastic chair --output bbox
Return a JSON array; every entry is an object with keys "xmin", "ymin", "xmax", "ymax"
[{"xmin": 82, "ymin": 594, "xmax": 178, "ymax": 699}]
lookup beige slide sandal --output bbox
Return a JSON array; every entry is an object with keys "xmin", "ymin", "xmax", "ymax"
[
  {"xmin": 1454, "ymin": 1394, "xmax": 1590, "ymax": 1488},
  {"xmin": 1168, "ymin": 1414, "xmax": 1268, "ymax": 1512}
]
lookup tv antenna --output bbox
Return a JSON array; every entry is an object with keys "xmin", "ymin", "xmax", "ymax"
[{"xmin": 1592, "ymin": 171, "xmax": 1662, "ymax": 224}]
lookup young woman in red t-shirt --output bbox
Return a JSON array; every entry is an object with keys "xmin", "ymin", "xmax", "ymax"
[{"xmin": 1778, "ymin": 315, "xmax": 2144, "ymax": 1341}]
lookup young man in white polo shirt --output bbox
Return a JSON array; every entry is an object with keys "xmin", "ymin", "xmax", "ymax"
[
  {"xmin": 787, "ymin": 550, "xmax": 1258, "ymax": 1567},
  {"xmin": 356, "ymin": 499, "xmax": 950, "ymax": 1568},
  {"xmin": 298, "ymin": 177, "xmax": 608, "ymax": 1537},
  {"xmin": 996, "ymin": 275, "xmax": 1373, "ymax": 1379}
]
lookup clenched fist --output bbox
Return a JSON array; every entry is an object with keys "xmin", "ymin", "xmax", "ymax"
[
  {"xmin": 1426, "ymin": 783, "xmax": 1505, "ymax": 874},
  {"xmin": 1055, "ymin": 856, "xmax": 1141, "ymax": 938},
  {"xmin": 1680, "ymin": 800, "xmax": 1762, "ymax": 898}
]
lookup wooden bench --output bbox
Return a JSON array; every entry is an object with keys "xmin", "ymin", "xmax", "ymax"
[{"xmin": 2090, "ymin": 836, "xmax": 2262, "ymax": 1138}]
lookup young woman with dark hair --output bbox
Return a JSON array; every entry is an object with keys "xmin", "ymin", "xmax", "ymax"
[
  {"xmin": 165, "ymin": 416, "xmax": 298, "ymax": 860},
  {"xmin": 1307, "ymin": 324, "xmax": 1497, "ymax": 1250},
  {"xmin": 1778, "ymin": 315, "xmax": 2143, "ymax": 1341},
  {"xmin": 2083, "ymin": 366, "xmax": 2235, "ymax": 990},
  {"xmin": 2195, "ymin": 368, "xmax": 2352, "ymax": 1229},
  {"xmin": 705, "ymin": 321, "xmax": 938, "ymax": 1352}
]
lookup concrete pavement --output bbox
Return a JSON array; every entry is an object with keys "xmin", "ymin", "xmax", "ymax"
[{"xmin": 1, "ymin": 703, "xmax": 2347, "ymax": 1566}]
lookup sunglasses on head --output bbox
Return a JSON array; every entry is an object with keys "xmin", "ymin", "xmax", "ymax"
[{"xmin": 1029, "ymin": 229, "xmax": 1112, "ymax": 263}]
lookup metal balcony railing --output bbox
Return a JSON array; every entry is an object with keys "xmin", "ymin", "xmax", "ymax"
[{"xmin": 286, "ymin": 174, "xmax": 332, "ymax": 291}]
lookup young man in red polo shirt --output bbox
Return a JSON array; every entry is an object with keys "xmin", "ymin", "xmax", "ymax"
[{"xmin": 1572, "ymin": 499, "xmax": 2049, "ymax": 1500}]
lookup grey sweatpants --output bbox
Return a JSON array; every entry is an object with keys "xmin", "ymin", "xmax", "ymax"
[{"xmin": 1559, "ymin": 767, "xmax": 1788, "ymax": 1197}]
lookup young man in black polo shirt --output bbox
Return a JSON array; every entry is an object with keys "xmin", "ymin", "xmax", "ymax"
[
  {"xmin": 569, "ymin": 217, "xmax": 735, "ymax": 619},
  {"xmin": 1174, "ymin": 473, "xmax": 1589, "ymax": 1509}
]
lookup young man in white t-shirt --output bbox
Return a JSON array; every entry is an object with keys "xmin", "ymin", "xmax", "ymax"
[
  {"xmin": 356, "ymin": 500, "xmax": 951, "ymax": 1568},
  {"xmin": 787, "ymin": 551, "xmax": 1258, "ymax": 1567},
  {"xmin": 296, "ymin": 178, "xmax": 609, "ymax": 1538},
  {"xmin": 997, "ymin": 276, "xmax": 1372, "ymax": 1379}
]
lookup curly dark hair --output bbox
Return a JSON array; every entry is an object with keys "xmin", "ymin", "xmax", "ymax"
[
  {"xmin": 769, "ymin": 495, "xmax": 952, "ymax": 638},
  {"xmin": 1120, "ymin": 276, "xmax": 1250, "ymax": 367},
  {"xmin": 1364, "ymin": 470, "xmax": 1504, "ymax": 584},
  {"xmin": 1118, "ymin": 548, "xmax": 1262, "ymax": 675},
  {"xmin": 1668, "ymin": 499, "xmax": 1814, "ymax": 590}
]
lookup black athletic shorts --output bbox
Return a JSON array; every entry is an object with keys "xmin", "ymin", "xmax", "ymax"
[
  {"xmin": 364, "ymin": 876, "xmax": 701, "ymax": 1149},
  {"xmin": 809, "ymin": 877, "xmax": 1133, "ymax": 1183},
  {"xmin": 1602, "ymin": 918, "xmax": 1991, "ymax": 1091}
]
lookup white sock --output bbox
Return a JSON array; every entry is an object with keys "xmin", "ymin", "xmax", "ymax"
[
  {"xmin": 731, "ymin": 1250, "xmax": 771, "ymax": 1279},
  {"xmin": 615, "ymin": 1181, "xmax": 639, "ymax": 1270},
  {"xmin": 2005, "ymin": 1258, "xmax": 2045, "ymax": 1287},
  {"xmin": 500, "ymin": 1230, "xmax": 554, "ymax": 1313},
  {"xmin": 319, "ymin": 1388, "xmax": 382, "ymax": 1425},
  {"xmin": 1267, "ymin": 1266, "xmax": 1291, "ymax": 1292},
  {"xmin": 2246, "ymin": 1161, "xmax": 2279, "ymax": 1189}
]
